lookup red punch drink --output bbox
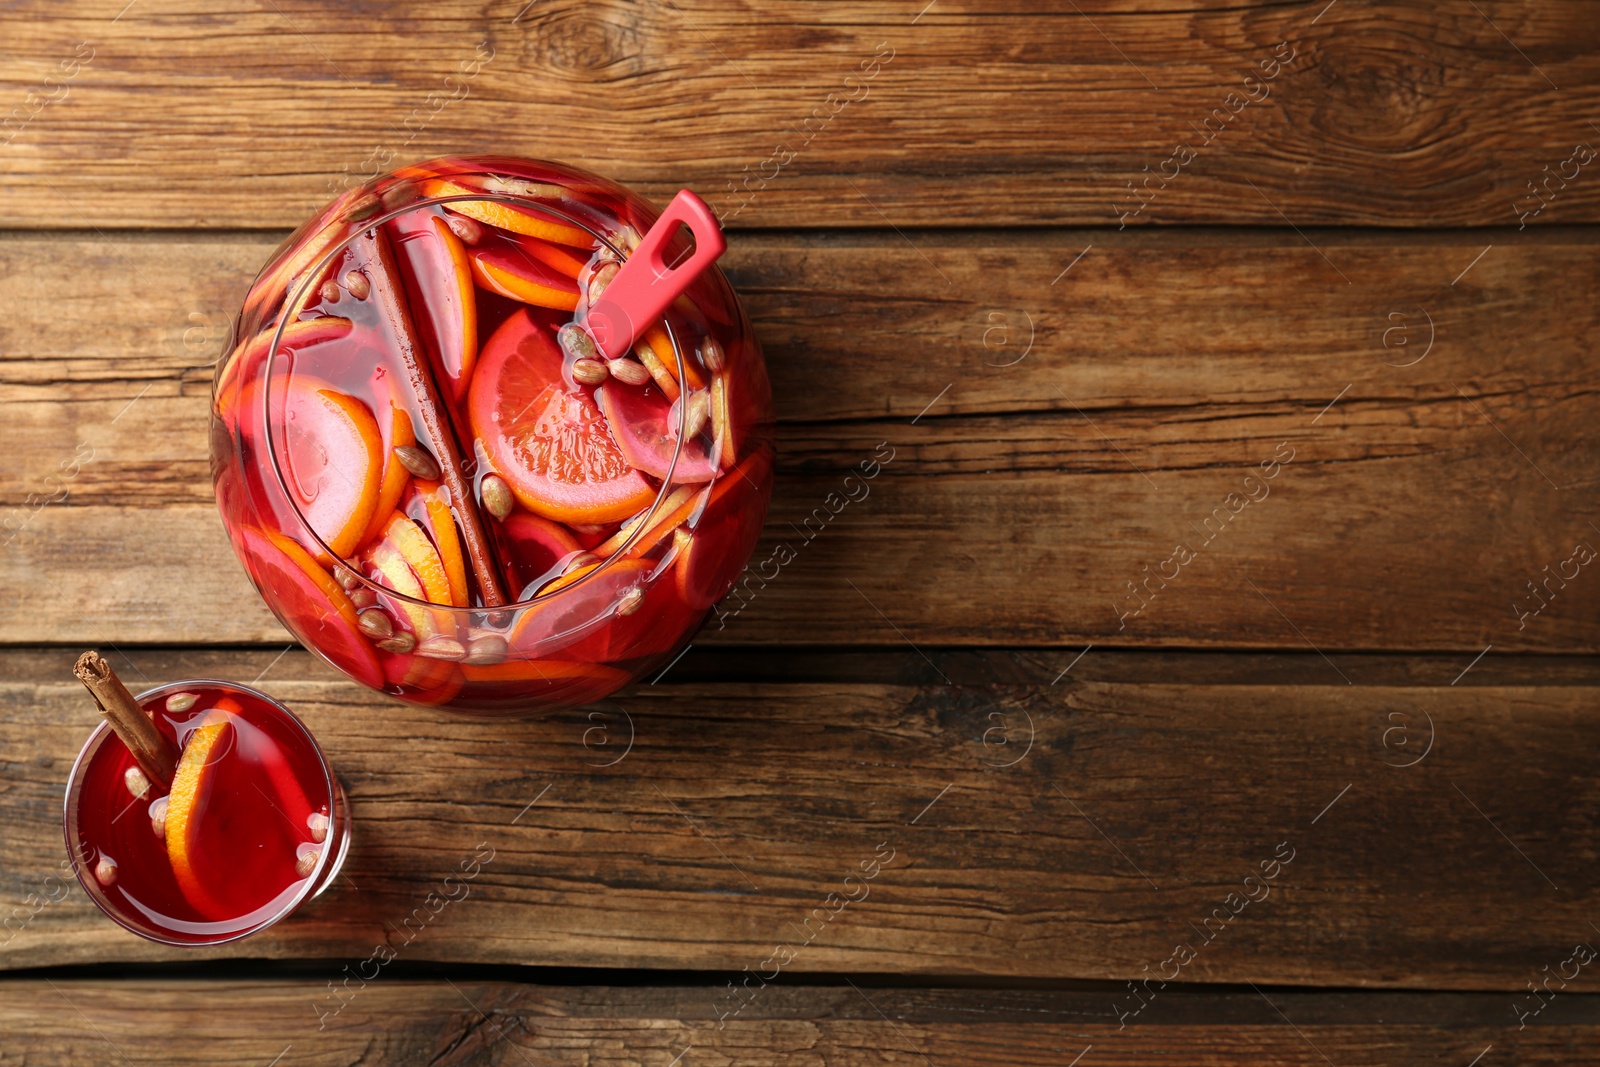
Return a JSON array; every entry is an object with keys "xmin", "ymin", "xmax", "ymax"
[
  {"xmin": 211, "ymin": 157, "xmax": 775, "ymax": 715},
  {"xmin": 65, "ymin": 680, "xmax": 347, "ymax": 945}
]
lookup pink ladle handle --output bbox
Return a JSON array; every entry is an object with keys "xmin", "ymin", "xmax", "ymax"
[{"xmin": 584, "ymin": 189, "xmax": 727, "ymax": 360}]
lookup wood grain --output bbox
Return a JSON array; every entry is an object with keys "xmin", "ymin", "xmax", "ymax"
[
  {"xmin": 3, "ymin": 648, "xmax": 1596, "ymax": 986},
  {"xmin": 0, "ymin": 980, "xmax": 1593, "ymax": 1065},
  {"xmin": 0, "ymin": 2, "xmax": 1598, "ymax": 229},
  {"xmin": 2, "ymin": 231, "xmax": 1595, "ymax": 651}
]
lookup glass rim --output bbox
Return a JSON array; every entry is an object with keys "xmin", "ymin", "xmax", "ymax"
[
  {"xmin": 259, "ymin": 188, "xmax": 697, "ymax": 614},
  {"xmin": 62, "ymin": 678, "xmax": 340, "ymax": 947}
]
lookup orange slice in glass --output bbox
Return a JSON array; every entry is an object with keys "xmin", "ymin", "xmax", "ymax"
[
  {"xmin": 643, "ymin": 323, "xmax": 704, "ymax": 392},
  {"xmin": 424, "ymin": 179, "xmax": 595, "ymax": 247},
  {"xmin": 381, "ymin": 513, "xmax": 454, "ymax": 606},
  {"xmin": 516, "ymin": 235, "xmax": 589, "ymax": 279},
  {"xmin": 365, "ymin": 537, "xmax": 434, "ymax": 638},
  {"xmin": 468, "ymin": 310, "xmax": 656, "ymax": 523},
  {"xmin": 273, "ymin": 378, "xmax": 383, "ymax": 558},
  {"xmin": 238, "ymin": 528, "xmax": 384, "ymax": 690},
  {"xmin": 470, "ymin": 246, "xmax": 580, "ymax": 311},
  {"xmin": 164, "ymin": 705, "xmax": 236, "ymax": 917},
  {"xmin": 406, "ymin": 479, "xmax": 470, "ymax": 607},
  {"xmin": 389, "ymin": 211, "xmax": 478, "ymax": 403},
  {"xmin": 359, "ymin": 404, "xmax": 415, "ymax": 549},
  {"xmin": 593, "ymin": 484, "xmax": 700, "ymax": 560}
]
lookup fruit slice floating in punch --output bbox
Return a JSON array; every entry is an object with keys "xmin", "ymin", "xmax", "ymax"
[
  {"xmin": 238, "ymin": 528, "xmax": 384, "ymax": 691},
  {"xmin": 380, "ymin": 513, "xmax": 455, "ymax": 607},
  {"xmin": 243, "ymin": 202, "xmax": 355, "ymax": 322},
  {"xmin": 470, "ymin": 245, "xmax": 581, "ymax": 312},
  {"xmin": 271, "ymin": 377, "xmax": 383, "ymax": 559},
  {"xmin": 593, "ymin": 484, "xmax": 701, "ymax": 561},
  {"xmin": 404, "ymin": 480, "xmax": 470, "ymax": 607},
  {"xmin": 710, "ymin": 372, "xmax": 738, "ymax": 470},
  {"xmin": 642, "ymin": 323, "xmax": 704, "ymax": 392},
  {"xmin": 388, "ymin": 212, "xmax": 478, "ymax": 403},
  {"xmin": 165, "ymin": 696, "xmax": 302, "ymax": 919},
  {"xmin": 244, "ymin": 315, "xmax": 356, "ymax": 369},
  {"xmin": 360, "ymin": 403, "xmax": 417, "ymax": 549},
  {"xmin": 512, "ymin": 234, "xmax": 588, "ymax": 280},
  {"xmin": 364, "ymin": 535, "xmax": 436, "ymax": 639},
  {"xmin": 596, "ymin": 380, "xmax": 717, "ymax": 484},
  {"xmin": 423, "ymin": 178, "xmax": 597, "ymax": 247},
  {"xmin": 468, "ymin": 310, "xmax": 655, "ymax": 524},
  {"xmin": 164, "ymin": 706, "xmax": 236, "ymax": 917},
  {"xmin": 242, "ymin": 323, "xmax": 414, "ymax": 554},
  {"xmin": 280, "ymin": 313, "xmax": 358, "ymax": 347}
]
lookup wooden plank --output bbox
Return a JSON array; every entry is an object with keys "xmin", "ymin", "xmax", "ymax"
[
  {"xmin": 0, "ymin": 981, "xmax": 1594, "ymax": 1065},
  {"xmin": 0, "ymin": 2, "xmax": 1598, "ymax": 229},
  {"xmin": 3, "ymin": 649, "xmax": 1597, "ymax": 985},
  {"xmin": 2, "ymin": 231, "xmax": 1596, "ymax": 651}
]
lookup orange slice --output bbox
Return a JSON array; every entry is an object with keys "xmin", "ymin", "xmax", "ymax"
[
  {"xmin": 382, "ymin": 513, "xmax": 454, "ymax": 606},
  {"xmin": 468, "ymin": 311, "xmax": 656, "ymax": 523},
  {"xmin": 273, "ymin": 378, "xmax": 383, "ymax": 558},
  {"xmin": 241, "ymin": 316, "xmax": 355, "ymax": 369},
  {"xmin": 538, "ymin": 560, "xmax": 601, "ymax": 596},
  {"xmin": 644, "ymin": 323, "xmax": 705, "ymax": 392},
  {"xmin": 164, "ymin": 706, "xmax": 236, "ymax": 917},
  {"xmin": 424, "ymin": 179, "xmax": 595, "ymax": 246},
  {"xmin": 216, "ymin": 317, "xmax": 355, "ymax": 439},
  {"xmin": 360, "ymin": 404, "xmax": 416, "ymax": 548},
  {"xmin": 389, "ymin": 212, "xmax": 478, "ymax": 403},
  {"xmin": 514, "ymin": 234, "xmax": 588, "ymax": 279},
  {"xmin": 711, "ymin": 373, "xmax": 737, "ymax": 469},
  {"xmin": 594, "ymin": 484, "xmax": 700, "ymax": 559},
  {"xmin": 470, "ymin": 246, "xmax": 581, "ymax": 311},
  {"xmin": 239, "ymin": 528, "xmax": 383, "ymax": 690},
  {"xmin": 243, "ymin": 211, "xmax": 348, "ymax": 321},
  {"xmin": 365, "ymin": 537, "xmax": 435, "ymax": 639},
  {"xmin": 408, "ymin": 480, "xmax": 469, "ymax": 607}
]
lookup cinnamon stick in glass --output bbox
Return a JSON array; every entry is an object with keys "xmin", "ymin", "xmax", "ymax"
[
  {"xmin": 353, "ymin": 227, "xmax": 509, "ymax": 608},
  {"xmin": 72, "ymin": 651, "xmax": 178, "ymax": 792}
]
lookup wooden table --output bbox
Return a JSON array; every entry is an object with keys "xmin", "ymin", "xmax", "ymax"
[{"xmin": 3, "ymin": 1, "xmax": 1598, "ymax": 1062}]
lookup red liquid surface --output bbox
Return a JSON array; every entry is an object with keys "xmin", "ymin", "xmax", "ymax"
[
  {"xmin": 211, "ymin": 157, "xmax": 775, "ymax": 714},
  {"xmin": 71, "ymin": 685, "xmax": 333, "ymax": 943}
]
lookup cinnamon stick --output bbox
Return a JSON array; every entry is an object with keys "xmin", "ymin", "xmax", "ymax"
[
  {"xmin": 354, "ymin": 227, "xmax": 509, "ymax": 608},
  {"xmin": 73, "ymin": 651, "xmax": 178, "ymax": 792}
]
